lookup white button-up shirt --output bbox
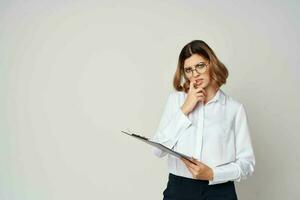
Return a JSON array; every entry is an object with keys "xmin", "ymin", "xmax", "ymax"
[{"xmin": 151, "ymin": 88, "xmax": 255, "ymax": 185}]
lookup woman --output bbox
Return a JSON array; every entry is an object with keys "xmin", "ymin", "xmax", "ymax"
[{"xmin": 152, "ymin": 40, "xmax": 255, "ymax": 200}]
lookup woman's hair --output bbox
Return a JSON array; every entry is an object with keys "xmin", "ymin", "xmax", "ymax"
[{"xmin": 173, "ymin": 40, "xmax": 229, "ymax": 93}]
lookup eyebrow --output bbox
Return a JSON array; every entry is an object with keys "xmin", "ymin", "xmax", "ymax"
[{"xmin": 184, "ymin": 61, "xmax": 205, "ymax": 68}]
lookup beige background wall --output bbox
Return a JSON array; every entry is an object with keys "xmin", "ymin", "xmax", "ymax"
[{"xmin": 0, "ymin": 0, "xmax": 299, "ymax": 199}]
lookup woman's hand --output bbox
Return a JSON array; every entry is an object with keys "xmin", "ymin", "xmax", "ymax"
[
  {"xmin": 180, "ymin": 157, "xmax": 214, "ymax": 181},
  {"xmin": 181, "ymin": 77, "xmax": 206, "ymax": 115}
]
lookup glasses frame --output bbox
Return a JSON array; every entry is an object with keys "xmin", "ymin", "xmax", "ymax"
[{"xmin": 183, "ymin": 62, "xmax": 209, "ymax": 76}]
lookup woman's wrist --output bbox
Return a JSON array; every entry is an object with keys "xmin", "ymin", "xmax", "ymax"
[
  {"xmin": 208, "ymin": 168, "xmax": 214, "ymax": 181},
  {"xmin": 180, "ymin": 105, "xmax": 190, "ymax": 116}
]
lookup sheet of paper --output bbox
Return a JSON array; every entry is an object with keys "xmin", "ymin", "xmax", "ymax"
[{"xmin": 121, "ymin": 130, "xmax": 196, "ymax": 165}]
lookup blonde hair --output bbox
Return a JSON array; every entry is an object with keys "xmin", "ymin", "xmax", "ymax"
[{"xmin": 173, "ymin": 40, "xmax": 229, "ymax": 93}]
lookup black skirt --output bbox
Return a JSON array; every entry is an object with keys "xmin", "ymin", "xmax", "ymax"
[{"xmin": 163, "ymin": 173, "xmax": 238, "ymax": 200}]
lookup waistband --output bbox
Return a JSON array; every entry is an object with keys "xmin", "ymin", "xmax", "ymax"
[{"xmin": 168, "ymin": 173, "xmax": 209, "ymax": 186}]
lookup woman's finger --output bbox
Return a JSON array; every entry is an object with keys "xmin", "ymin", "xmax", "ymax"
[
  {"xmin": 181, "ymin": 158, "xmax": 193, "ymax": 167},
  {"xmin": 182, "ymin": 158, "xmax": 199, "ymax": 171},
  {"xmin": 182, "ymin": 160, "xmax": 197, "ymax": 174},
  {"xmin": 187, "ymin": 166, "xmax": 197, "ymax": 178},
  {"xmin": 191, "ymin": 157, "xmax": 204, "ymax": 166},
  {"xmin": 195, "ymin": 87, "xmax": 206, "ymax": 95},
  {"xmin": 196, "ymin": 93, "xmax": 204, "ymax": 97},
  {"xmin": 195, "ymin": 87, "xmax": 205, "ymax": 93},
  {"xmin": 189, "ymin": 78, "xmax": 197, "ymax": 90},
  {"xmin": 189, "ymin": 80, "xmax": 194, "ymax": 91},
  {"xmin": 181, "ymin": 159, "xmax": 202, "ymax": 179}
]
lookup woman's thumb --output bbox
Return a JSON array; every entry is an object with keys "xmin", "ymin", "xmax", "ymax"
[{"xmin": 189, "ymin": 78, "xmax": 195, "ymax": 90}]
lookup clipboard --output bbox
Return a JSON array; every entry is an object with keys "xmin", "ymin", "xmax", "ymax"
[{"xmin": 121, "ymin": 130, "xmax": 197, "ymax": 165}]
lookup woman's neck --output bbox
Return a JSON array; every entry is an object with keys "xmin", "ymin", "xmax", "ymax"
[{"xmin": 203, "ymin": 84, "xmax": 219, "ymax": 105}]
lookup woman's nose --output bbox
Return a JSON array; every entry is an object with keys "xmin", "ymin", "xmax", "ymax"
[{"xmin": 192, "ymin": 71, "xmax": 200, "ymax": 77}]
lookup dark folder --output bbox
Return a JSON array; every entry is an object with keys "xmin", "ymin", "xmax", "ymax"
[{"xmin": 121, "ymin": 130, "xmax": 197, "ymax": 165}]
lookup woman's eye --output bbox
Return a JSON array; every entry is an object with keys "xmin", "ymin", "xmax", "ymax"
[
  {"xmin": 185, "ymin": 68, "xmax": 192, "ymax": 73},
  {"xmin": 196, "ymin": 64, "xmax": 205, "ymax": 69}
]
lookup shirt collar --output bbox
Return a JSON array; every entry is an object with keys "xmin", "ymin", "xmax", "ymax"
[{"xmin": 206, "ymin": 88, "xmax": 226, "ymax": 105}]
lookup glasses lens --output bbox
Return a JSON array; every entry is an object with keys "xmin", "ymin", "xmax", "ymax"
[
  {"xmin": 184, "ymin": 68, "xmax": 192, "ymax": 74},
  {"xmin": 195, "ymin": 64, "xmax": 206, "ymax": 73}
]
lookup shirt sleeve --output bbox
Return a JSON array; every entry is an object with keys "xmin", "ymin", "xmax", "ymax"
[
  {"xmin": 208, "ymin": 103, "xmax": 256, "ymax": 185},
  {"xmin": 151, "ymin": 92, "xmax": 193, "ymax": 158}
]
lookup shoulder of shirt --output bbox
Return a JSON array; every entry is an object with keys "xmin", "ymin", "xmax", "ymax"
[
  {"xmin": 168, "ymin": 90, "xmax": 186, "ymax": 99},
  {"xmin": 165, "ymin": 90, "xmax": 186, "ymax": 105},
  {"xmin": 221, "ymin": 89, "xmax": 244, "ymax": 109}
]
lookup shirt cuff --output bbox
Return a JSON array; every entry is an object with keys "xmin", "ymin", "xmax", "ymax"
[
  {"xmin": 208, "ymin": 163, "xmax": 241, "ymax": 185},
  {"xmin": 177, "ymin": 107, "xmax": 193, "ymax": 129}
]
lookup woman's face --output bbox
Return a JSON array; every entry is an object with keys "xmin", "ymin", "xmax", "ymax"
[{"xmin": 183, "ymin": 54, "xmax": 211, "ymax": 89}]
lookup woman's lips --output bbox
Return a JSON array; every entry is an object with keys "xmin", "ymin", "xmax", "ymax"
[
  {"xmin": 193, "ymin": 79, "xmax": 203, "ymax": 88},
  {"xmin": 196, "ymin": 79, "xmax": 204, "ymax": 84}
]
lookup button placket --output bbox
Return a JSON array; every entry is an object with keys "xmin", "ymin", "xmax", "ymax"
[
  {"xmin": 200, "ymin": 104, "xmax": 205, "ymax": 160},
  {"xmin": 194, "ymin": 102, "xmax": 205, "ymax": 160}
]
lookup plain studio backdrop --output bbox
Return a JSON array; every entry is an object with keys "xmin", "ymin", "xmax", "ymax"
[{"xmin": 0, "ymin": 0, "xmax": 299, "ymax": 199}]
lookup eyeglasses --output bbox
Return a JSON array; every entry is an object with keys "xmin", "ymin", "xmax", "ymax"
[{"xmin": 183, "ymin": 62, "xmax": 208, "ymax": 75}]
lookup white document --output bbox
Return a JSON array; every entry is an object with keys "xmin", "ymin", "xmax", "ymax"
[{"xmin": 121, "ymin": 130, "xmax": 196, "ymax": 165}]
